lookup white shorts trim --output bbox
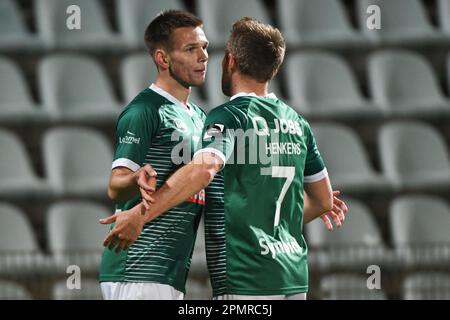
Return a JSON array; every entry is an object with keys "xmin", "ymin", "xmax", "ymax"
[
  {"xmin": 101, "ymin": 282, "xmax": 184, "ymax": 300},
  {"xmin": 214, "ymin": 293, "xmax": 307, "ymax": 300}
]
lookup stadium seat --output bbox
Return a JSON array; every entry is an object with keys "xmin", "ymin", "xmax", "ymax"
[
  {"xmin": 46, "ymin": 201, "xmax": 111, "ymax": 273},
  {"xmin": 185, "ymin": 276, "xmax": 212, "ymax": 300},
  {"xmin": 285, "ymin": 52, "xmax": 380, "ymax": 119},
  {"xmin": 52, "ymin": 278, "xmax": 103, "ymax": 300},
  {"xmin": 189, "ymin": 216, "xmax": 207, "ymax": 277},
  {"xmin": 35, "ymin": 0, "xmax": 121, "ymax": 50},
  {"xmin": 378, "ymin": 122, "xmax": 450, "ymax": 191},
  {"xmin": 197, "ymin": 0, "xmax": 271, "ymax": 49},
  {"xmin": 438, "ymin": 0, "xmax": 450, "ymax": 37},
  {"xmin": 0, "ymin": 202, "xmax": 47, "ymax": 276},
  {"xmin": 116, "ymin": 0, "xmax": 186, "ymax": 49},
  {"xmin": 120, "ymin": 53, "xmax": 206, "ymax": 108},
  {"xmin": 0, "ymin": 0, "xmax": 42, "ymax": 51},
  {"xmin": 402, "ymin": 272, "xmax": 450, "ymax": 300},
  {"xmin": 369, "ymin": 50, "xmax": 450, "ymax": 117},
  {"xmin": 0, "ymin": 56, "xmax": 48, "ymax": 123},
  {"xmin": 278, "ymin": 0, "xmax": 368, "ymax": 48},
  {"xmin": 357, "ymin": 0, "xmax": 445, "ymax": 45},
  {"xmin": 0, "ymin": 280, "xmax": 32, "ymax": 300},
  {"xmin": 320, "ymin": 274, "xmax": 387, "ymax": 300},
  {"xmin": 390, "ymin": 195, "xmax": 450, "ymax": 268},
  {"xmin": 0, "ymin": 129, "xmax": 50, "ymax": 197},
  {"xmin": 42, "ymin": 127, "xmax": 113, "ymax": 197},
  {"xmin": 204, "ymin": 53, "xmax": 283, "ymax": 110},
  {"xmin": 38, "ymin": 54, "xmax": 120, "ymax": 123},
  {"xmin": 311, "ymin": 123, "xmax": 392, "ymax": 194},
  {"xmin": 306, "ymin": 198, "xmax": 394, "ymax": 270}
]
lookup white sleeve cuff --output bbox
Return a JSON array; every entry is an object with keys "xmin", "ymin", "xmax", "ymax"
[
  {"xmin": 193, "ymin": 148, "xmax": 227, "ymax": 170},
  {"xmin": 304, "ymin": 168, "xmax": 328, "ymax": 183},
  {"xmin": 112, "ymin": 158, "xmax": 141, "ymax": 172}
]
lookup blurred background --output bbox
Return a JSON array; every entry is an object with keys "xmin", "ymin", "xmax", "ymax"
[{"xmin": 1, "ymin": 0, "xmax": 450, "ymax": 300}]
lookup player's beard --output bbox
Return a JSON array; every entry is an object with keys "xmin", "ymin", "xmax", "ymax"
[
  {"xmin": 169, "ymin": 65, "xmax": 192, "ymax": 89},
  {"xmin": 221, "ymin": 53, "xmax": 232, "ymax": 97}
]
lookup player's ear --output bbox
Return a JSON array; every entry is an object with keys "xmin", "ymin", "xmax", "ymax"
[
  {"xmin": 155, "ymin": 49, "xmax": 170, "ymax": 70},
  {"xmin": 228, "ymin": 53, "xmax": 236, "ymax": 72}
]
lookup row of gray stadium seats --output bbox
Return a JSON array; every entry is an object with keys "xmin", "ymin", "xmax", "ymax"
[
  {"xmin": 1, "ymin": 270, "xmax": 450, "ymax": 300},
  {"xmin": 1, "ymin": 119, "xmax": 449, "ymax": 198},
  {"xmin": 1, "ymin": 194, "xmax": 450, "ymax": 276},
  {"xmin": 2, "ymin": 0, "xmax": 450, "ymax": 51},
  {"xmin": 2, "ymin": 49, "xmax": 450, "ymax": 123}
]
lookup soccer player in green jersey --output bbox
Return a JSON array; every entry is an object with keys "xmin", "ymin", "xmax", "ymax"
[
  {"xmin": 99, "ymin": 10, "xmax": 209, "ymax": 300},
  {"xmin": 102, "ymin": 17, "xmax": 347, "ymax": 299}
]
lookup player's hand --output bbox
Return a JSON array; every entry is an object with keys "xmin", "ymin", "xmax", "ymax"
[
  {"xmin": 136, "ymin": 164, "xmax": 157, "ymax": 210},
  {"xmin": 320, "ymin": 191, "xmax": 348, "ymax": 231},
  {"xmin": 100, "ymin": 205, "xmax": 146, "ymax": 252}
]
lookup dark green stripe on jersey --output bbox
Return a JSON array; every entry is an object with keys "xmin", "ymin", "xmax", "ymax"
[
  {"xmin": 100, "ymin": 88, "xmax": 206, "ymax": 293},
  {"xmin": 202, "ymin": 95, "xmax": 326, "ymax": 296}
]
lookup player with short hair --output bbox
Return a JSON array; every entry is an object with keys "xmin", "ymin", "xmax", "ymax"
[
  {"xmin": 102, "ymin": 17, "xmax": 347, "ymax": 300},
  {"xmin": 99, "ymin": 10, "xmax": 209, "ymax": 300}
]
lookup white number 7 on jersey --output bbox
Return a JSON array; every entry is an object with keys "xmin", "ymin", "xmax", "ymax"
[{"xmin": 262, "ymin": 166, "xmax": 295, "ymax": 226}]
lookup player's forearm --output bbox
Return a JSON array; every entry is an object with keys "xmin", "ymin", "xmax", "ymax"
[
  {"xmin": 303, "ymin": 178, "xmax": 333, "ymax": 224},
  {"xmin": 142, "ymin": 162, "xmax": 216, "ymax": 223},
  {"xmin": 303, "ymin": 192, "xmax": 328, "ymax": 224},
  {"xmin": 108, "ymin": 172, "xmax": 139, "ymax": 202}
]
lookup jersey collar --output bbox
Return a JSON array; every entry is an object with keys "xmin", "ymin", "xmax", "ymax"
[
  {"xmin": 230, "ymin": 92, "xmax": 277, "ymax": 101},
  {"xmin": 149, "ymin": 83, "xmax": 193, "ymax": 116}
]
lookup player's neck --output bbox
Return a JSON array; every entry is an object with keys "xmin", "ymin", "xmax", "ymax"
[
  {"xmin": 231, "ymin": 73, "xmax": 268, "ymax": 97},
  {"xmin": 154, "ymin": 76, "xmax": 190, "ymax": 106}
]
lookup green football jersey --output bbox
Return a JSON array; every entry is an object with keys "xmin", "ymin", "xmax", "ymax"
[
  {"xmin": 100, "ymin": 85, "xmax": 206, "ymax": 293},
  {"xmin": 198, "ymin": 93, "xmax": 327, "ymax": 296}
]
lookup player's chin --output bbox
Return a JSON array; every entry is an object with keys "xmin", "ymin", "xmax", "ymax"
[{"xmin": 190, "ymin": 76, "xmax": 206, "ymax": 87}]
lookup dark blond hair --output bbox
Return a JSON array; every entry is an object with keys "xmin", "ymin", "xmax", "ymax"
[{"xmin": 228, "ymin": 17, "xmax": 285, "ymax": 82}]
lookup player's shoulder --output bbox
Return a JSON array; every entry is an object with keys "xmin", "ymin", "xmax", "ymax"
[{"xmin": 120, "ymin": 88, "xmax": 163, "ymax": 119}]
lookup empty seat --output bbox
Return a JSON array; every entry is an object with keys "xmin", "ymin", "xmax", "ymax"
[
  {"xmin": 39, "ymin": 54, "xmax": 120, "ymax": 122},
  {"xmin": 0, "ymin": 280, "xmax": 32, "ymax": 300},
  {"xmin": 204, "ymin": 53, "xmax": 283, "ymax": 110},
  {"xmin": 0, "ymin": 56, "xmax": 48, "ymax": 122},
  {"xmin": 35, "ymin": 0, "xmax": 121, "ymax": 50},
  {"xmin": 0, "ymin": 202, "xmax": 47, "ymax": 276},
  {"xmin": 189, "ymin": 217, "xmax": 207, "ymax": 277},
  {"xmin": 390, "ymin": 195, "xmax": 450, "ymax": 268},
  {"xmin": 321, "ymin": 274, "xmax": 387, "ymax": 300},
  {"xmin": 47, "ymin": 201, "xmax": 111, "ymax": 272},
  {"xmin": 0, "ymin": 129, "xmax": 50, "ymax": 197},
  {"xmin": 0, "ymin": 0, "xmax": 42, "ymax": 51},
  {"xmin": 306, "ymin": 198, "xmax": 393, "ymax": 270},
  {"xmin": 52, "ymin": 278, "xmax": 103, "ymax": 300},
  {"xmin": 403, "ymin": 272, "xmax": 450, "ymax": 300},
  {"xmin": 198, "ymin": 0, "xmax": 271, "ymax": 49},
  {"xmin": 438, "ymin": 0, "xmax": 450, "ymax": 36},
  {"xmin": 120, "ymin": 53, "xmax": 206, "ymax": 107},
  {"xmin": 43, "ymin": 127, "xmax": 113, "ymax": 197},
  {"xmin": 379, "ymin": 122, "xmax": 450, "ymax": 191},
  {"xmin": 116, "ymin": 0, "xmax": 186, "ymax": 49},
  {"xmin": 278, "ymin": 0, "xmax": 367, "ymax": 48},
  {"xmin": 369, "ymin": 50, "xmax": 450, "ymax": 117},
  {"xmin": 357, "ymin": 0, "xmax": 445, "ymax": 45},
  {"xmin": 285, "ymin": 52, "xmax": 380, "ymax": 119},
  {"xmin": 185, "ymin": 276, "xmax": 212, "ymax": 300},
  {"xmin": 311, "ymin": 123, "xmax": 391, "ymax": 194}
]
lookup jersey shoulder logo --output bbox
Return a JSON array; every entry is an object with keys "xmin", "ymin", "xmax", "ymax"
[{"xmin": 203, "ymin": 124, "xmax": 224, "ymax": 140}]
